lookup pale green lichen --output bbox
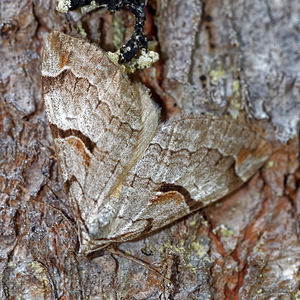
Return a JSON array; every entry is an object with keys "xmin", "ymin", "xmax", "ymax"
[
  {"xmin": 209, "ymin": 68, "xmax": 224, "ymax": 85},
  {"xmin": 257, "ymin": 288, "xmax": 263, "ymax": 294},
  {"xmin": 78, "ymin": 24, "xmax": 87, "ymax": 38},
  {"xmin": 124, "ymin": 250, "xmax": 131, "ymax": 256},
  {"xmin": 201, "ymin": 219, "xmax": 209, "ymax": 227},
  {"xmin": 191, "ymin": 241, "xmax": 209, "ymax": 259},
  {"xmin": 56, "ymin": 0, "xmax": 71, "ymax": 13},
  {"xmin": 159, "ymin": 239, "xmax": 213, "ymax": 274},
  {"xmin": 213, "ymin": 224, "xmax": 234, "ymax": 237},
  {"xmin": 220, "ymin": 227, "xmax": 234, "ymax": 237},
  {"xmin": 28, "ymin": 261, "xmax": 50, "ymax": 287},
  {"xmin": 229, "ymin": 98, "xmax": 242, "ymax": 120},
  {"xmin": 159, "ymin": 241, "xmax": 187, "ymax": 258},
  {"xmin": 228, "ymin": 78, "xmax": 244, "ymax": 119},
  {"xmin": 7, "ymin": 261, "xmax": 14, "ymax": 267},
  {"xmin": 190, "ymin": 215, "xmax": 208, "ymax": 227},
  {"xmin": 107, "ymin": 51, "xmax": 121, "ymax": 65},
  {"xmin": 267, "ymin": 160, "xmax": 274, "ymax": 168},
  {"xmin": 189, "ymin": 219, "xmax": 197, "ymax": 227},
  {"xmin": 113, "ymin": 17, "xmax": 125, "ymax": 49},
  {"xmin": 294, "ymin": 289, "xmax": 300, "ymax": 299},
  {"xmin": 108, "ymin": 49, "xmax": 159, "ymax": 74},
  {"xmin": 80, "ymin": 0, "xmax": 100, "ymax": 14},
  {"xmin": 204, "ymin": 111, "xmax": 215, "ymax": 117},
  {"xmin": 232, "ymin": 80, "xmax": 241, "ymax": 96},
  {"xmin": 230, "ymin": 98, "xmax": 242, "ymax": 110},
  {"xmin": 137, "ymin": 49, "xmax": 159, "ymax": 69}
]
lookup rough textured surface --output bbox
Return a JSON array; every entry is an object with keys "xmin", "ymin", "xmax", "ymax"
[
  {"xmin": 156, "ymin": 0, "xmax": 300, "ymax": 142},
  {"xmin": 1, "ymin": 0, "xmax": 300, "ymax": 299}
]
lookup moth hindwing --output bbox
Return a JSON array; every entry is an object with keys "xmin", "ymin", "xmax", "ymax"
[{"xmin": 42, "ymin": 32, "xmax": 272, "ymax": 254}]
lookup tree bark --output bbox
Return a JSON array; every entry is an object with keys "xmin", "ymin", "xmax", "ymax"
[{"xmin": 0, "ymin": 0, "xmax": 300, "ymax": 299}]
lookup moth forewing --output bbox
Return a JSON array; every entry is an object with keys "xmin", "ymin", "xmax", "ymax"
[{"xmin": 42, "ymin": 32, "xmax": 272, "ymax": 254}]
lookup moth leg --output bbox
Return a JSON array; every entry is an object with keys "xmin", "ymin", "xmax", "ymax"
[
  {"xmin": 118, "ymin": 0, "xmax": 148, "ymax": 63},
  {"xmin": 107, "ymin": 246, "xmax": 172, "ymax": 284}
]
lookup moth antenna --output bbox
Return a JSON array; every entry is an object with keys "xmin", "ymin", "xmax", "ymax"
[{"xmin": 107, "ymin": 246, "xmax": 173, "ymax": 285}]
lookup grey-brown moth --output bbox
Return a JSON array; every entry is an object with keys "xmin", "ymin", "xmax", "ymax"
[{"xmin": 42, "ymin": 32, "xmax": 272, "ymax": 254}]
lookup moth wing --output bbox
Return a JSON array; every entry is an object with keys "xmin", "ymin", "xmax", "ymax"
[
  {"xmin": 41, "ymin": 32, "xmax": 271, "ymax": 254},
  {"xmin": 88, "ymin": 117, "xmax": 271, "ymax": 250},
  {"xmin": 42, "ymin": 32, "xmax": 159, "ymax": 247}
]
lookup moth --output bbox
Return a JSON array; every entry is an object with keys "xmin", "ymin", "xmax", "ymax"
[
  {"xmin": 42, "ymin": 31, "xmax": 272, "ymax": 255},
  {"xmin": 56, "ymin": 0, "xmax": 147, "ymax": 62}
]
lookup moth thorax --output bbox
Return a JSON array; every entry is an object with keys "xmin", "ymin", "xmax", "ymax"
[{"xmin": 87, "ymin": 202, "xmax": 117, "ymax": 239}]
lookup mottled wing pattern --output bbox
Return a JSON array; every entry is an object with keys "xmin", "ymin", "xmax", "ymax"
[
  {"xmin": 42, "ymin": 32, "xmax": 159, "ymax": 250},
  {"xmin": 89, "ymin": 117, "xmax": 271, "ymax": 249},
  {"xmin": 42, "ymin": 32, "xmax": 271, "ymax": 254}
]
